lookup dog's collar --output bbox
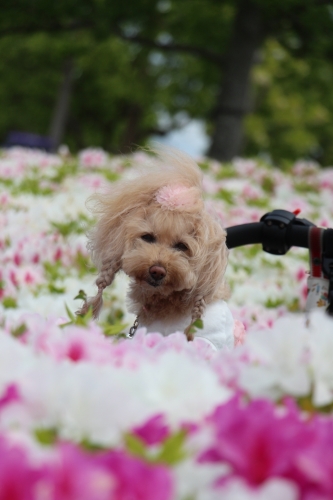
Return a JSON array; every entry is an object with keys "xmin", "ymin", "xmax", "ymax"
[{"xmin": 127, "ymin": 312, "xmax": 193, "ymax": 342}]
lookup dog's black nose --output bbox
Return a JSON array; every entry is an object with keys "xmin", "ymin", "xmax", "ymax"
[{"xmin": 149, "ymin": 265, "xmax": 166, "ymax": 282}]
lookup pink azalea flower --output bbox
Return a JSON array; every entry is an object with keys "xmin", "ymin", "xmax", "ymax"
[
  {"xmin": 0, "ymin": 384, "xmax": 21, "ymax": 411},
  {"xmin": 96, "ymin": 449, "xmax": 174, "ymax": 500},
  {"xmin": 296, "ymin": 267, "xmax": 307, "ymax": 282},
  {"xmin": 32, "ymin": 253, "xmax": 40, "ymax": 264},
  {"xmin": 13, "ymin": 253, "xmax": 22, "ymax": 266},
  {"xmin": 78, "ymin": 174, "xmax": 105, "ymax": 189},
  {"xmin": 54, "ymin": 248, "xmax": 63, "ymax": 262},
  {"xmin": 294, "ymin": 417, "xmax": 333, "ymax": 499},
  {"xmin": 24, "ymin": 271, "xmax": 34, "ymax": 284},
  {"xmin": 44, "ymin": 444, "xmax": 113, "ymax": 500},
  {"xmin": 0, "ymin": 435, "xmax": 175, "ymax": 500},
  {"xmin": 202, "ymin": 175, "xmax": 220, "ymax": 194},
  {"xmin": 79, "ymin": 149, "xmax": 108, "ymax": 169},
  {"xmin": 66, "ymin": 341, "xmax": 87, "ymax": 362},
  {"xmin": 292, "ymin": 160, "xmax": 319, "ymax": 176},
  {"xmin": 0, "ymin": 436, "xmax": 41, "ymax": 500},
  {"xmin": 233, "ymin": 158, "xmax": 258, "ymax": 176},
  {"xmin": 233, "ymin": 320, "xmax": 246, "ymax": 347},
  {"xmin": 133, "ymin": 414, "xmax": 170, "ymax": 446},
  {"xmin": 318, "ymin": 218, "xmax": 330, "ymax": 228},
  {"xmin": 241, "ymin": 184, "xmax": 263, "ymax": 201},
  {"xmin": 319, "ymin": 168, "xmax": 333, "ymax": 191},
  {"xmin": 9, "ymin": 269, "xmax": 19, "ymax": 287},
  {"xmin": 199, "ymin": 396, "xmax": 317, "ymax": 488},
  {"xmin": 0, "ymin": 191, "xmax": 10, "ymax": 206}
]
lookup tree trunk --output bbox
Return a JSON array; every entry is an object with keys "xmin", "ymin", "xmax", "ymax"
[
  {"xmin": 118, "ymin": 104, "xmax": 143, "ymax": 153},
  {"xmin": 49, "ymin": 59, "xmax": 75, "ymax": 151},
  {"xmin": 208, "ymin": 0, "xmax": 263, "ymax": 161}
]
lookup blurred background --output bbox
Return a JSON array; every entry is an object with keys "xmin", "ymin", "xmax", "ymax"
[{"xmin": 1, "ymin": 0, "xmax": 332, "ymax": 165}]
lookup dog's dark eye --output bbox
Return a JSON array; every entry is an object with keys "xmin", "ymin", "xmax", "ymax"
[
  {"xmin": 141, "ymin": 233, "xmax": 156, "ymax": 243},
  {"xmin": 174, "ymin": 242, "xmax": 188, "ymax": 252}
]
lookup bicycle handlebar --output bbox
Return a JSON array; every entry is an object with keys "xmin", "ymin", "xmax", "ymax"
[
  {"xmin": 226, "ymin": 221, "xmax": 312, "ymax": 250},
  {"xmin": 225, "ymin": 209, "xmax": 333, "ymax": 315}
]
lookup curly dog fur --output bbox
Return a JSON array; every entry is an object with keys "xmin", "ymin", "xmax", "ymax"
[{"xmin": 78, "ymin": 147, "xmax": 229, "ymax": 340}]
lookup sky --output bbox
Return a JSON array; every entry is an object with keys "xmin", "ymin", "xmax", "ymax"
[{"xmin": 150, "ymin": 119, "xmax": 209, "ymax": 159}]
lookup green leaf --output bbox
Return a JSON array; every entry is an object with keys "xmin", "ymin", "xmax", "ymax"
[
  {"xmin": 124, "ymin": 433, "xmax": 148, "ymax": 459},
  {"xmin": 216, "ymin": 189, "xmax": 234, "ymax": 205},
  {"xmin": 13, "ymin": 177, "xmax": 53, "ymax": 196},
  {"xmin": 265, "ymin": 297, "xmax": 285, "ymax": 309},
  {"xmin": 75, "ymin": 307, "xmax": 93, "ymax": 326},
  {"xmin": 35, "ymin": 428, "xmax": 58, "ymax": 446},
  {"xmin": 102, "ymin": 321, "xmax": 128, "ymax": 337},
  {"xmin": 50, "ymin": 162, "xmax": 79, "ymax": 183},
  {"xmin": 48, "ymin": 283, "xmax": 66, "ymax": 294},
  {"xmin": 11, "ymin": 323, "xmax": 27, "ymax": 338},
  {"xmin": 287, "ymin": 298, "xmax": 301, "ymax": 312},
  {"xmin": 80, "ymin": 439, "xmax": 106, "ymax": 452},
  {"xmin": 192, "ymin": 318, "xmax": 203, "ymax": 329},
  {"xmin": 187, "ymin": 318, "xmax": 204, "ymax": 335},
  {"xmin": 51, "ymin": 220, "xmax": 85, "ymax": 236},
  {"xmin": 155, "ymin": 430, "xmax": 187, "ymax": 465},
  {"xmin": 59, "ymin": 321, "xmax": 73, "ymax": 329},
  {"xmin": 74, "ymin": 251, "xmax": 95, "ymax": 277},
  {"xmin": 2, "ymin": 297, "xmax": 17, "ymax": 309},
  {"xmin": 65, "ymin": 303, "xmax": 76, "ymax": 322},
  {"xmin": 100, "ymin": 169, "xmax": 119, "ymax": 182},
  {"xmin": 216, "ymin": 164, "xmax": 236, "ymax": 179},
  {"xmin": 123, "ymin": 430, "xmax": 188, "ymax": 465},
  {"xmin": 246, "ymin": 197, "xmax": 270, "ymax": 208},
  {"xmin": 43, "ymin": 261, "xmax": 63, "ymax": 281},
  {"xmin": 74, "ymin": 289, "xmax": 88, "ymax": 301},
  {"xmin": 61, "ymin": 297, "xmax": 94, "ymax": 328}
]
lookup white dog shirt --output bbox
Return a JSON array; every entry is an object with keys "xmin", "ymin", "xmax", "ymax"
[{"xmin": 138, "ymin": 300, "xmax": 235, "ymax": 350}]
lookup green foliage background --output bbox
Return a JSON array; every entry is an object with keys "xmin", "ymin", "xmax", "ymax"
[
  {"xmin": 246, "ymin": 39, "xmax": 333, "ymax": 165},
  {"xmin": 0, "ymin": 0, "xmax": 332, "ymax": 164},
  {"xmin": 0, "ymin": 33, "xmax": 160, "ymax": 152}
]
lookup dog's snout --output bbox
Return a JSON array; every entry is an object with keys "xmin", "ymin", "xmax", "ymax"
[{"xmin": 149, "ymin": 265, "xmax": 166, "ymax": 281}]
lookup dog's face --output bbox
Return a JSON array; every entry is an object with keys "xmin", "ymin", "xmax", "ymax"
[
  {"xmin": 82, "ymin": 151, "xmax": 230, "ymax": 320},
  {"xmin": 121, "ymin": 205, "xmax": 200, "ymax": 296}
]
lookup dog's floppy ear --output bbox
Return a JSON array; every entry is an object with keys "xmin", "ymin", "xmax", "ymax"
[
  {"xmin": 190, "ymin": 212, "xmax": 229, "ymax": 319},
  {"xmin": 77, "ymin": 192, "xmax": 128, "ymax": 319}
]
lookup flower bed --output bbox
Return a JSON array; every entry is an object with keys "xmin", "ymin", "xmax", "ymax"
[{"xmin": 1, "ymin": 146, "xmax": 333, "ymax": 499}]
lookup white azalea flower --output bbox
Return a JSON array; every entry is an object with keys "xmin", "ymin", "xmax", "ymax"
[
  {"xmin": 137, "ymin": 351, "xmax": 231, "ymax": 425},
  {"xmin": 0, "ymin": 327, "xmax": 230, "ymax": 447},
  {"xmin": 308, "ymin": 310, "xmax": 333, "ymax": 406},
  {"xmin": 174, "ymin": 459, "xmax": 226, "ymax": 500},
  {"xmin": 239, "ymin": 314, "xmax": 311, "ymax": 399},
  {"xmin": 199, "ymin": 478, "xmax": 298, "ymax": 500},
  {"xmin": 0, "ymin": 335, "xmax": 30, "ymax": 390}
]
